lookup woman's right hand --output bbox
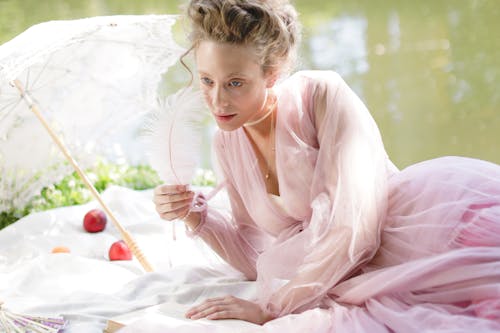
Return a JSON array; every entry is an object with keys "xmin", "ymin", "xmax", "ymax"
[
  {"xmin": 153, "ymin": 184, "xmax": 203, "ymax": 231},
  {"xmin": 153, "ymin": 184, "xmax": 194, "ymax": 221}
]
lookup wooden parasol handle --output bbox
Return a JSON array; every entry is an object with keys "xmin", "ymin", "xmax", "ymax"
[{"xmin": 12, "ymin": 79, "xmax": 154, "ymax": 273}]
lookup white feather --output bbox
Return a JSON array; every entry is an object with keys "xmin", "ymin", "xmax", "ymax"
[{"xmin": 143, "ymin": 87, "xmax": 205, "ymax": 185}]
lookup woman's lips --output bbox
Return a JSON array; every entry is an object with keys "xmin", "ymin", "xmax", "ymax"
[{"xmin": 214, "ymin": 114, "xmax": 236, "ymax": 122}]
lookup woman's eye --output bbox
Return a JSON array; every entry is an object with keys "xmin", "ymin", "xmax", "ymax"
[
  {"xmin": 201, "ymin": 77, "xmax": 213, "ymax": 85},
  {"xmin": 229, "ymin": 81, "xmax": 242, "ymax": 87}
]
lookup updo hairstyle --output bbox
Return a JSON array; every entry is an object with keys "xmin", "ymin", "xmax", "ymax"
[{"xmin": 182, "ymin": 0, "xmax": 301, "ymax": 76}]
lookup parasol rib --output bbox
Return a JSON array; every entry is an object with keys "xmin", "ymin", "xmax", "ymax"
[{"xmin": 12, "ymin": 78, "xmax": 154, "ymax": 273}]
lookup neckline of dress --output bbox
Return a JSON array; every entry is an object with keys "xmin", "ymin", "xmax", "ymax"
[{"xmin": 239, "ymin": 100, "xmax": 281, "ymax": 198}]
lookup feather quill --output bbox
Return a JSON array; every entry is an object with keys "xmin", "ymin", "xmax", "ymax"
[
  {"xmin": 143, "ymin": 87, "xmax": 205, "ymax": 185},
  {"xmin": 143, "ymin": 87, "xmax": 205, "ymax": 250}
]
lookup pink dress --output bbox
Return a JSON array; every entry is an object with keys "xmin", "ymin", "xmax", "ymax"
[{"xmin": 190, "ymin": 71, "xmax": 500, "ymax": 332}]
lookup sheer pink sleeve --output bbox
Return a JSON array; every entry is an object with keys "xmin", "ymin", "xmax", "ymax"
[
  {"xmin": 187, "ymin": 132, "xmax": 272, "ymax": 280},
  {"xmin": 257, "ymin": 71, "xmax": 393, "ymax": 316}
]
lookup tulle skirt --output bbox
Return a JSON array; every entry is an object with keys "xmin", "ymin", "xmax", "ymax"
[
  {"xmin": 118, "ymin": 156, "xmax": 500, "ymax": 333},
  {"xmin": 317, "ymin": 156, "xmax": 500, "ymax": 332}
]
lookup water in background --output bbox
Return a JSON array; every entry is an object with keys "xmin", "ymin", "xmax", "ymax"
[{"xmin": 1, "ymin": 0, "xmax": 498, "ymax": 169}]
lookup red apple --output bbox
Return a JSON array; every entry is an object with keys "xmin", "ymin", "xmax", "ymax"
[
  {"xmin": 108, "ymin": 240, "xmax": 132, "ymax": 261},
  {"xmin": 83, "ymin": 208, "xmax": 107, "ymax": 233}
]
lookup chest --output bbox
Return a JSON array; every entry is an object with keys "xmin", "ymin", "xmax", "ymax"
[
  {"xmin": 244, "ymin": 130, "xmax": 280, "ymax": 196},
  {"xmin": 240, "ymin": 115, "xmax": 319, "ymax": 222}
]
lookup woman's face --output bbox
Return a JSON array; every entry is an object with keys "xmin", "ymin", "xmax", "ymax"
[{"xmin": 195, "ymin": 40, "xmax": 275, "ymax": 131}]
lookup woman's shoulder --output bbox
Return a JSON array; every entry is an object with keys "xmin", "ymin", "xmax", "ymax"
[
  {"xmin": 276, "ymin": 70, "xmax": 345, "ymax": 104},
  {"xmin": 281, "ymin": 70, "xmax": 344, "ymax": 88},
  {"xmin": 277, "ymin": 71, "xmax": 352, "ymax": 138},
  {"xmin": 290, "ymin": 69, "xmax": 342, "ymax": 80}
]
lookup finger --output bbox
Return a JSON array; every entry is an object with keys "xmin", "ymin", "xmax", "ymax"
[
  {"xmin": 160, "ymin": 191, "xmax": 195, "ymax": 204},
  {"xmin": 154, "ymin": 184, "xmax": 178, "ymax": 195},
  {"xmin": 153, "ymin": 188, "xmax": 192, "ymax": 207},
  {"xmin": 154, "ymin": 189, "xmax": 191, "ymax": 200},
  {"xmin": 204, "ymin": 297, "xmax": 229, "ymax": 304},
  {"xmin": 189, "ymin": 304, "xmax": 233, "ymax": 320},
  {"xmin": 154, "ymin": 184, "xmax": 189, "ymax": 195},
  {"xmin": 156, "ymin": 198, "xmax": 193, "ymax": 215},
  {"xmin": 185, "ymin": 301, "xmax": 212, "ymax": 317},
  {"xmin": 206, "ymin": 310, "xmax": 237, "ymax": 320},
  {"xmin": 186, "ymin": 297, "xmax": 234, "ymax": 318},
  {"xmin": 185, "ymin": 298, "xmax": 221, "ymax": 317},
  {"xmin": 159, "ymin": 206, "xmax": 190, "ymax": 221},
  {"xmin": 153, "ymin": 192, "xmax": 193, "ymax": 207}
]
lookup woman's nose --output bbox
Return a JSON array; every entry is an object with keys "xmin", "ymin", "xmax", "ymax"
[{"xmin": 212, "ymin": 85, "xmax": 229, "ymax": 108}]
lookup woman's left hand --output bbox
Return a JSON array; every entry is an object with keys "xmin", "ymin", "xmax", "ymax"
[{"xmin": 185, "ymin": 295, "xmax": 274, "ymax": 325}]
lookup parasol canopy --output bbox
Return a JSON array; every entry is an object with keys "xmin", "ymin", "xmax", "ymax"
[
  {"xmin": 0, "ymin": 15, "xmax": 187, "ymax": 272},
  {"xmin": 0, "ymin": 14, "xmax": 184, "ymax": 212}
]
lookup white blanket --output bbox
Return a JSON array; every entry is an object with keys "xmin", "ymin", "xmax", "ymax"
[
  {"xmin": 0, "ymin": 186, "xmax": 331, "ymax": 332},
  {"xmin": 0, "ymin": 186, "xmax": 248, "ymax": 332}
]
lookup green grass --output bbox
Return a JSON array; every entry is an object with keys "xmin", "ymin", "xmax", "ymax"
[{"xmin": 0, "ymin": 162, "xmax": 216, "ymax": 230}]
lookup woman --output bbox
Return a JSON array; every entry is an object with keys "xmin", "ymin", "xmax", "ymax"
[{"xmin": 153, "ymin": 0, "xmax": 500, "ymax": 331}]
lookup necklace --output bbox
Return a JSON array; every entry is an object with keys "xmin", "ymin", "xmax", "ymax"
[
  {"xmin": 243, "ymin": 92, "xmax": 276, "ymax": 127},
  {"xmin": 264, "ymin": 105, "xmax": 276, "ymax": 180},
  {"xmin": 243, "ymin": 104, "xmax": 274, "ymax": 127},
  {"xmin": 243, "ymin": 91, "xmax": 277, "ymax": 181}
]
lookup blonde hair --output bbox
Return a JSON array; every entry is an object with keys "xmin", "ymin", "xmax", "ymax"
[{"xmin": 181, "ymin": 0, "xmax": 301, "ymax": 78}]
